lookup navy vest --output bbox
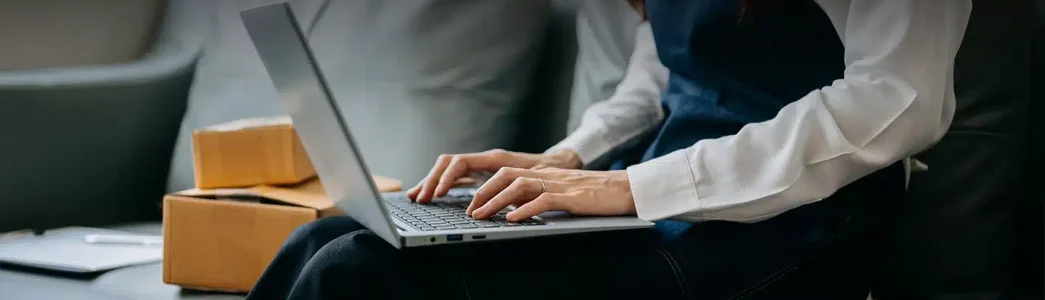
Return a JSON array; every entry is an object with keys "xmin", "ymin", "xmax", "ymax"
[{"xmin": 620, "ymin": 0, "xmax": 846, "ymax": 238}]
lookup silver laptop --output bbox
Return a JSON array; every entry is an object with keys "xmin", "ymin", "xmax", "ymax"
[{"xmin": 240, "ymin": 2, "xmax": 653, "ymax": 248}]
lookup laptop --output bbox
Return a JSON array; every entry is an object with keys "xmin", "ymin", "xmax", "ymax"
[{"xmin": 239, "ymin": 2, "xmax": 654, "ymax": 248}]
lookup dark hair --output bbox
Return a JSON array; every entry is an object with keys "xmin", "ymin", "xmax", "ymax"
[{"xmin": 626, "ymin": 0, "xmax": 779, "ymax": 22}]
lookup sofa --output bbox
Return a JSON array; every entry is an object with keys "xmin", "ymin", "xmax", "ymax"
[
  {"xmin": 0, "ymin": 0, "xmax": 1040, "ymax": 299},
  {"xmin": 0, "ymin": 0, "xmax": 575, "ymax": 298},
  {"xmin": 0, "ymin": 0, "xmax": 238, "ymax": 299},
  {"xmin": 872, "ymin": 0, "xmax": 1041, "ymax": 298}
]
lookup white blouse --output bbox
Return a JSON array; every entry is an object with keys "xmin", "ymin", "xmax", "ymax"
[{"xmin": 548, "ymin": 0, "xmax": 973, "ymax": 223}]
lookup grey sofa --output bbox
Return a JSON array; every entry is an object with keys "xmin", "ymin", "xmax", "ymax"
[
  {"xmin": 0, "ymin": 0, "xmax": 239, "ymax": 299},
  {"xmin": 0, "ymin": 0, "xmax": 208, "ymax": 232},
  {"xmin": 0, "ymin": 0, "xmax": 1040, "ymax": 299},
  {"xmin": 0, "ymin": 0, "xmax": 576, "ymax": 299}
]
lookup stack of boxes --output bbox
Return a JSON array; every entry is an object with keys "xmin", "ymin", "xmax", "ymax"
[{"xmin": 162, "ymin": 116, "xmax": 401, "ymax": 292}]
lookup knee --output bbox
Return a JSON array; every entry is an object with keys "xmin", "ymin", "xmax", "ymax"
[
  {"xmin": 285, "ymin": 216, "xmax": 362, "ymax": 250},
  {"xmin": 288, "ymin": 231, "xmax": 400, "ymax": 298},
  {"xmin": 305, "ymin": 230, "xmax": 396, "ymax": 278}
]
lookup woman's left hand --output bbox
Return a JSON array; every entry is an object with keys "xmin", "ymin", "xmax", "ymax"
[{"xmin": 466, "ymin": 167, "xmax": 637, "ymax": 222}]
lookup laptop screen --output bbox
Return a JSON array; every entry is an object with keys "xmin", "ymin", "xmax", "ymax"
[{"xmin": 240, "ymin": 2, "xmax": 402, "ymax": 248}]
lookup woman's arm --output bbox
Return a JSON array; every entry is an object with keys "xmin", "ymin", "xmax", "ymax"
[
  {"xmin": 411, "ymin": 22, "xmax": 665, "ymax": 202},
  {"xmin": 628, "ymin": 0, "xmax": 972, "ymax": 222},
  {"xmin": 546, "ymin": 21, "xmax": 669, "ymax": 165}
]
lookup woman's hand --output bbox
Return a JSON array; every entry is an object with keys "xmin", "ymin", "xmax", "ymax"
[
  {"xmin": 407, "ymin": 149, "xmax": 582, "ymax": 203},
  {"xmin": 466, "ymin": 168, "xmax": 637, "ymax": 222}
]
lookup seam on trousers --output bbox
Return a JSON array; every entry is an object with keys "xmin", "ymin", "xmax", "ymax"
[
  {"xmin": 662, "ymin": 249, "xmax": 691, "ymax": 294},
  {"xmin": 462, "ymin": 275, "xmax": 473, "ymax": 300},
  {"xmin": 727, "ymin": 215, "xmax": 853, "ymax": 300},
  {"xmin": 656, "ymin": 247, "xmax": 689, "ymax": 296}
]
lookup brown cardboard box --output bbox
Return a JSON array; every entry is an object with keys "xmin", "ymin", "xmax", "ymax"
[
  {"xmin": 162, "ymin": 177, "xmax": 402, "ymax": 292},
  {"xmin": 191, "ymin": 116, "xmax": 316, "ymax": 189}
]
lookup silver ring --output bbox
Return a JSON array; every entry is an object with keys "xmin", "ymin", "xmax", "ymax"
[{"xmin": 538, "ymin": 178, "xmax": 546, "ymax": 194}]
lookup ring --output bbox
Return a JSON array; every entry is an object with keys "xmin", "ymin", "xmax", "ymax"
[{"xmin": 538, "ymin": 178, "xmax": 546, "ymax": 194}]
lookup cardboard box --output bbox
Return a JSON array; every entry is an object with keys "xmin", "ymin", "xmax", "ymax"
[
  {"xmin": 162, "ymin": 177, "xmax": 402, "ymax": 292},
  {"xmin": 191, "ymin": 116, "xmax": 316, "ymax": 189}
]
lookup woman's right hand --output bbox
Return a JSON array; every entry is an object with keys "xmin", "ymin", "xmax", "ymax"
[{"xmin": 407, "ymin": 149, "xmax": 582, "ymax": 203}]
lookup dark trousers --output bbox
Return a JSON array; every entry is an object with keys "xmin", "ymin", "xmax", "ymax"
[{"xmin": 246, "ymin": 163, "xmax": 904, "ymax": 300}]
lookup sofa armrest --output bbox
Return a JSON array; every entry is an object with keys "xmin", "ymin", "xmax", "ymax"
[{"xmin": 0, "ymin": 0, "xmax": 214, "ymax": 232}]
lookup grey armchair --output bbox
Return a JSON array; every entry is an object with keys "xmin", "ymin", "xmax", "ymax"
[{"xmin": 0, "ymin": 0, "xmax": 210, "ymax": 232}]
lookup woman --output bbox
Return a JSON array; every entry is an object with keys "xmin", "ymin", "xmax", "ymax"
[{"xmin": 247, "ymin": 0, "xmax": 971, "ymax": 299}]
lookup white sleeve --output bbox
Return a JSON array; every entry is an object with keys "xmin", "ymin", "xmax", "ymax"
[
  {"xmin": 627, "ymin": 0, "xmax": 972, "ymax": 222},
  {"xmin": 546, "ymin": 21, "xmax": 669, "ymax": 165}
]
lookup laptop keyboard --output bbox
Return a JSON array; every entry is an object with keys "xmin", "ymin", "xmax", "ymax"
[{"xmin": 386, "ymin": 197, "xmax": 543, "ymax": 231}]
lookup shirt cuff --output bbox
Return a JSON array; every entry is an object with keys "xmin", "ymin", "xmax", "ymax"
[
  {"xmin": 626, "ymin": 150, "xmax": 702, "ymax": 221},
  {"xmin": 545, "ymin": 126, "xmax": 614, "ymax": 166}
]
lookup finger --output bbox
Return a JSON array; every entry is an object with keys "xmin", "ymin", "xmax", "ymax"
[
  {"xmin": 454, "ymin": 177, "xmax": 477, "ymax": 186},
  {"xmin": 406, "ymin": 184, "xmax": 422, "ymax": 201},
  {"xmin": 418, "ymin": 154, "xmax": 453, "ymax": 203},
  {"xmin": 472, "ymin": 177, "xmax": 544, "ymax": 219},
  {"xmin": 433, "ymin": 152, "xmax": 500, "ymax": 198},
  {"xmin": 507, "ymin": 193, "xmax": 570, "ymax": 222},
  {"xmin": 407, "ymin": 178, "xmax": 429, "ymax": 201},
  {"xmin": 433, "ymin": 156, "xmax": 468, "ymax": 198},
  {"xmin": 466, "ymin": 167, "xmax": 533, "ymax": 215}
]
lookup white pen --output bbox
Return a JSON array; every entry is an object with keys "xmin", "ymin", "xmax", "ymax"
[{"xmin": 84, "ymin": 234, "xmax": 163, "ymax": 246}]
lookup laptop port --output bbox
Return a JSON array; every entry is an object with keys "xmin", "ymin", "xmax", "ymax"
[
  {"xmin": 446, "ymin": 234, "xmax": 463, "ymax": 242},
  {"xmin": 472, "ymin": 235, "xmax": 486, "ymax": 240}
]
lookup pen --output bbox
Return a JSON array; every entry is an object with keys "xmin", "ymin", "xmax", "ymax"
[{"xmin": 84, "ymin": 234, "xmax": 163, "ymax": 246}]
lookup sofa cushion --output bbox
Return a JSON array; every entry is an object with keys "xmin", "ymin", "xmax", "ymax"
[{"xmin": 0, "ymin": 0, "xmax": 163, "ymax": 71}]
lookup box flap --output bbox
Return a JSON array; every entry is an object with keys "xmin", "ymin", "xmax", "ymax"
[
  {"xmin": 197, "ymin": 115, "xmax": 292, "ymax": 133},
  {"xmin": 173, "ymin": 176, "xmax": 403, "ymax": 211},
  {"xmin": 372, "ymin": 176, "xmax": 403, "ymax": 192},
  {"xmin": 173, "ymin": 179, "xmax": 329, "ymax": 210},
  {"xmin": 250, "ymin": 180, "xmax": 331, "ymax": 210}
]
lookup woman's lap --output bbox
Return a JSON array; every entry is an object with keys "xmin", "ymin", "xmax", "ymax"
[
  {"xmin": 249, "ymin": 214, "xmax": 865, "ymax": 299},
  {"xmin": 248, "ymin": 163, "xmax": 904, "ymax": 300},
  {"xmin": 250, "ymin": 218, "xmax": 680, "ymax": 299}
]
